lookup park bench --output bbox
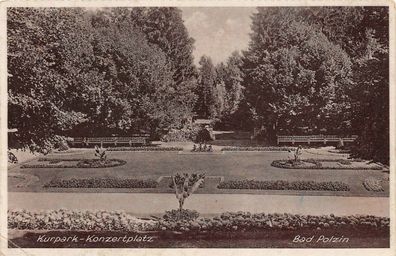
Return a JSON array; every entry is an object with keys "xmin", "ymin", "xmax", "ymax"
[
  {"xmin": 276, "ymin": 135, "xmax": 358, "ymax": 145},
  {"xmin": 72, "ymin": 134, "xmax": 150, "ymax": 147}
]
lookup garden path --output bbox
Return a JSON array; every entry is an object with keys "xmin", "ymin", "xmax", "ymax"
[{"xmin": 9, "ymin": 192, "xmax": 389, "ymax": 217}]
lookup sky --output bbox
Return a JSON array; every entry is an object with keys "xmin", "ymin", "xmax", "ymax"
[{"xmin": 180, "ymin": 7, "xmax": 256, "ymax": 65}]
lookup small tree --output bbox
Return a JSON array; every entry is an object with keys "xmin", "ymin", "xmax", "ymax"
[
  {"xmin": 171, "ymin": 173, "xmax": 205, "ymax": 211},
  {"xmin": 294, "ymin": 145, "xmax": 303, "ymax": 162},
  {"xmin": 94, "ymin": 145, "xmax": 107, "ymax": 162}
]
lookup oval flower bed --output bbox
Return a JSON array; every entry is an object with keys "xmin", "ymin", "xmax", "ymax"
[
  {"xmin": 363, "ymin": 178, "xmax": 384, "ymax": 192},
  {"xmin": 43, "ymin": 178, "xmax": 158, "ymax": 188},
  {"xmin": 8, "ymin": 210, "xmax": 389, "ymax": 233},
  {"xmin": 107, "ymin": 147, "xmax": 182, "ymax": 151},
  {"xmin": 222, "ymin": 146, "xmax": 293, "ymax": 152},
  {"xmin": 271, "ymin": 159, "xmax": 382, "ymax": 170},
  {"xmin": 218, "ymin": 180, "xmax": 350, "ymax": 191},
  {"xmin": 21, "ymin": 158, "xmax": 126, "ymax": 168}
]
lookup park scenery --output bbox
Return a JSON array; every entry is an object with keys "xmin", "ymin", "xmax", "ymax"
[{"xmin": 7, "ymin": 6, "xmax": 390, "ymax": 248}]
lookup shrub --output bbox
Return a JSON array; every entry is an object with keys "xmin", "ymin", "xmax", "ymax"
[
  {"xmin": 44, "ymin": 178, "xmax": 158, "ymax": 188},
  {"xmin": 363, "ymin": 178, "xmax": 384, "ymax": 192},
  {"xmin": 171, "ymin": 173, "xmax": 205, "ymax": 210},
  {"xmin": 218, "ymin": 180, "xmax": 350, "ymax": 191},
  {"xmin": 161, "ymin": 127, "xmax": 200, "ymax": 142},
  {"xmin": 221, "ymin": 147, "xmax": 293, "ymax": 152},
  {"xmin": 107, "ymin": 147, "xmax": 182, "ymax": 151},
  {"xmin": 338, "ymin": 159, "xmax": 352, "ymax": 165},
  {"xmin": 163, "ymin": 209, "xmax": 199, "ymax": 222}
]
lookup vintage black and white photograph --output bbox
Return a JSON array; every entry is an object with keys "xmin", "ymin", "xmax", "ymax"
[{"xmin": 2, "ymin": 1, "xmax": 393, "ymax": 252}]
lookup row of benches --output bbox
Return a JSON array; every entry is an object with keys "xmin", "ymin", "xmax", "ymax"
[
  {"xmin": 71, "ymin": 135, "xmax": 150, "ymax": 147},
  {"xmin": 277, "ymin": 135, "xmax": 358, "ymax": 145}
]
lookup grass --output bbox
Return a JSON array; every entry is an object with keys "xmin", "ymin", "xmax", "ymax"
[{"xmin": 8, "ymin": 150, "xmax": 389, "ymax": 196}]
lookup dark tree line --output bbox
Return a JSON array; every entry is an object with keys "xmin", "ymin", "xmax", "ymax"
[
  {"xmin": 8, "ymin": 7, "xmax": 197, "ymax": 152},
  {"xmin": 240, "ymin": 7, "xmax": 389, "ymax": 163},
  {"xmin": 8, "ymin": 7, "xmax": 389, "ymax": 164}
]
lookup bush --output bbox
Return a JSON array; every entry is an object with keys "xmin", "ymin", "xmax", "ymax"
[
  {"xmin": 222, "ymin": 147, "xmax": 293, "ymax": 152},
  {"xmin": 161, "ymin": 127, "xmax": 200, "ymax": 142},
  {"xmin": 163, "ymin": 209, "xmax": 200, "ymax": 222},
  {"xmin": 107, "ymin": 147, "xmax": 182, "ymax": 151},
  {"xmin": 218, "ymin": 180, "xmax": 350, "ymax": 191},
  {"xmin": 363, "ymin": 178, "xmax": 384, "ymax": 192},
  {"xmin": 44, "ymin": 178, "xmax": 158, "ymax": 188},
  {"xmin": 21, "ymin": 158, "xmax": 126, "ymax": 168}
]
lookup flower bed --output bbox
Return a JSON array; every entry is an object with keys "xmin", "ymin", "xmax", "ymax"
[
  {"xmin": 218, "ymin": 180, "xmax": 350, "ymax": 191},
  {"xmin": 222, "ymin": 146, "xmax": 293, "ymax": 152},
  {"xmin": 21, "ymin": 158, "xmax": 126, "ymax": 168},
  {"xmin": 271, "ymin": 159, "xmax": 382, "ymax": 170},
  {"xmin": 8, "ymin": 210, "xmax": 389, "ymax": 233},
  {"xmin": 8, "ymin": 209, "xmax": 157, "ymax": 231},
  {"xmin": 107, "ymin": 147, "xmax": 182, "ymax": 151},
  {"xmin": 43, "ymin": 178, "xmax": 158, "ymax": 188},
  {"xmin": 363, "ymin": 178, "xmax": 384, "ymax": 192}
]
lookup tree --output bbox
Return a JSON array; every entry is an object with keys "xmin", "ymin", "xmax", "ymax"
[
  {"xmin": 195, "ymin": 56, "xmax": 217, "ymax": 118},
  {"xmin": 8, "ymin": 8, "xmax": 88, "ymax": 152},
  {"xmin": 243, "ymin": 17, "xmax": 352, "ymax": 138}
]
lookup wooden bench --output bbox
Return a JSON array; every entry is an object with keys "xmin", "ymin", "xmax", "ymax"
[
  {"xmin": 277, "ymin": 135, "xmax": 358, "ymax": 145},
  {"xmin": 72, "ymin": 135, "xmax": 150, "ymax": 147}
]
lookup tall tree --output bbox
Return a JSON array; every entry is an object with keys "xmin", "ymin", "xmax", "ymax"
[
  {"xmin": 243, "ymin": 15, "xmax": 352, "ymax": 137},
  {"xmin": 195, "ymin": 56, "xmax": 217, "ymax": 118}
]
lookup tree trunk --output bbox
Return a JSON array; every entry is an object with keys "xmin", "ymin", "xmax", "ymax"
[{"xmin": 178, "ymin": 198, "xmax": 184, "ymax": 211}]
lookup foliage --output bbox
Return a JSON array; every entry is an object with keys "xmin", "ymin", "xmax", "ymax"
[
  {"xmin": 218, "ymin": 180, "xmax": 350, "ymax": 191},
  {"xmin": 8, "ymin": 151, "xmax": 18, "ymax": 164},
  {"xmin": 44, "ymin": 178, "xmax": 158, "ymax": 188},
  {"xmin": 243, "ymin": 13, "xmax": 352, "ymax": 137},
  {"xmin": 8, "ymin": 7, "xmax": 198, "ymax": 151},
  {"xmin": 163, "ymin": 209, "xmax": 200, "ymax": 222},
  {"xmin": 171, "ymin": 173, "xmax": 205, "ymax": 210},
  {"xmin": 161, "ymin": 127, "xmax": 200, "ymax": 142},
  {"xmin": 194, "ymin": 56, "xmax": 217, "ymax": 118},
  {"xmin": 94, "ymin": 145, "xmax": 107, "ymax": 161}
]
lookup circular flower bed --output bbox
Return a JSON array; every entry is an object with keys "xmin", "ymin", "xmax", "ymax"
[
  {"xmin": 76, "ymin": 159, "xmax": 126, "ymax": 168},
  {"xmin": 271, "ymin": 159, "xmax": 382, "ymax": 170},
  {"xmin": 43, "ymin": 178, "xmax": 158, "ymax": 188},
  {"xmin": 363, "ymin": 178, "xmax": 384, "ymax": 192},
  {"xmin": 21, "ymin": 158, "xmax": 126, "ymax": 168},
  {"xmin": 218, "ymin": 180, "xmax": 350, "ymax": 191}
]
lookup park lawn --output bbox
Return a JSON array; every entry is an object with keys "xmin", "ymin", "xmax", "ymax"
[{"xmin": 8, "ymin": 150, "xmax": 389, "ymax": 196}]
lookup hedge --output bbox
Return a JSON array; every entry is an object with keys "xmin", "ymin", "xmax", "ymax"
[
  {"xmin": 8, "ymin": 210, "xmax": 389, "ymax": 232},
  {"xmin": 218, "ymin": 180, "xmax": 350, "ymax": 191},
  {"xmin": 21, "ymin": 159, "xmax": 126, "ymax": 168},
  {"xmin": 107, "ymin": 147, "xmax": 182, "ymax": 151},
  {"xmin": 222, "ymin": 147, "xmax": 294, "ymax": 152},
  {"xmin": 271, "ymin": 159, "xmax": 382, "ymax": 170},
  {"xmin": 44, "ymin": 178, "xmax": 158, "ymax": 188}
]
